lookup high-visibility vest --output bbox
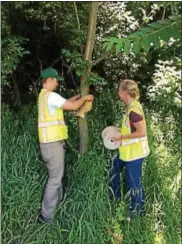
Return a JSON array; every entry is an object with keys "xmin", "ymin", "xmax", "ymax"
[
  {"xmin": 38, "ymin": 89, "xmax": 68, "ymax": 143},
  {"xmin": 119, "ymin": 100, "xmax": 150, "ymax": 161}
]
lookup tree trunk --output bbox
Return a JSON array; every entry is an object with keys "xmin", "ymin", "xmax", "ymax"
[{"xmin": 79, "ymin": 2, "xmax": 98, "ymax": 154}]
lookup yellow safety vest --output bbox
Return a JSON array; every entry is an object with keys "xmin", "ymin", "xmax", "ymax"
[
  {"xmin": 119, "ymin": 100, "xmax": 150, "ymax": 161},
  {"xmin": 38, "ymin": 89, "xmax": 68, "ymax": 143}
]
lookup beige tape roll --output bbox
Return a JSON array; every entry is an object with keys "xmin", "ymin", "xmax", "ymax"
[
  {"xmin": 76, "ymin": 101, "xmax": 93, "ymax": 118},
  {"xmin": 102, "ymin": 126, "xmax": 121, "ymax": 150}
]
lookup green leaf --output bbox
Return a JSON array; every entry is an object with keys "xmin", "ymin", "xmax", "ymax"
[
  {"xmin": 103, "ymin": 16, "xmax": 181, "ymax": 55},
  {"xmin": 110, "ymin": 37, "xmax": 121, "ymax": 43},
  {"xmin": 23, "ymin": 51, "xmax": 31, "ymax": 55},
  {"xmin": 124, "ymin": 39, "xmax": 131, "ymax": 55},
  {"xmin": 129, "ymin": 31, "xmax": 143, "ymax": 39},
  {"xmin": 142, "ymin": 35, "xmax": 151, "ymax": 52},
  {"xmin": 159, "ymin": 26, "xmax": 172, "ymax": 42},
  {"xmin": 106, "ymin": 42, "xmax": 113, "ymax": 51},
  {"xmin": 115, "ymin": 42, "xmax": 122, "ymax": 55},
  {"xmin": 149, "ymin": 19, "xmax": 171, "ymax": 29},
  {"xmin": 103, "ymin": 42, "xmax": 109, "ymax": 50},
  {"xmin": 104, "ymin": 37, "xmax": 121, "ymax": 51},
  {"xmin": 175, "ymin": 20, "xmax": 182, "ymax": 30},
  {"xmin": 169, "ymin": 25, "xmax": 181, "ymax": 39},
  {"xmin": 148, "ymin": 22, "xmax": 162, "ymax": 29},
  {"xmin": 157, "ymin": 19, "xmax": 171, "ymax": 25},
  {"xmin": 152, "ymin": 34, "xmax": 160, "ymax": 49},
  {"xmin": 133, "ymin": 38, "xmax": 140, "ymax": 54},
  {"xmin": 139, "ymin": 27, "xmax": 154, "ymax": 34},
  {"xmin": 169, "ymin": 15, "xmax": 181, "ymax": 21},
  {"xmin": 76, "ymin": 70, "xmax": 82, "ymax": 76}
]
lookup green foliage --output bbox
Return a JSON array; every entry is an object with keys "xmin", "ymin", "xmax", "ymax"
[
  {"xmin": 62, "ymin": 49, "xmax": 91, "ymax": 77},
  {"xmin": 1, "ymin": 1, "xmax": 181, "ymax": 108},
  {"xmin": 104, "ymin": 15, "xmax": 181, "ymax": 55},
  {"xmin": 13, "ymin": 2, "xmax": 89, "ymax": 49},
  {"xmin": 1, "ymin": 38, "xmax": 29, "ymax": 84},
  {"xmin": 107, "ymin": 202, "xmax": 125, "ymax": 244},
  {"xmin": 2, "ymin": 84, "xmax": 181, "ymax": 243},
  {"xmin": 94, "ymin": 2, "xmax": 140, "ymax": 62},
  {"xmin": 61, "ymin": 49, "xmax": 107, "ymax": 86},
  {"xmin": 1, "ymin": 3, "xmax": 30, "ymax": 85},
  {"xmin": 88, "ymin": 72, "xmax": 106, "ymax": 86},
  {"xmin": 1, "ymin": 2, "xmax": 181, "ymax": 242},
  {"xmin": 1, "ymin": 105, "xmax": 111, "ymax": 244}
]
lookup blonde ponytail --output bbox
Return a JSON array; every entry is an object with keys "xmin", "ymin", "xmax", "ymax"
[{"xmin": 119, "ymin": 79, "xmax": 140, "ymax": 100}]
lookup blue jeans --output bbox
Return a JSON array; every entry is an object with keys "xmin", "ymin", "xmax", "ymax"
[{"xmin": 109, "ymin": 154, "xmax": 145, "ymax": 216}]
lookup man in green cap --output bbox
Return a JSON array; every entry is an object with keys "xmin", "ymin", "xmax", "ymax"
[{"xmin": 37, "ymin": 67, "xmax": 93, "ymax": 223}]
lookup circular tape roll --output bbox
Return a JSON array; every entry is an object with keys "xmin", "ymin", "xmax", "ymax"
[{"xmin": 102, "ymin": 126, "xmax": 121, "ymax": 150}]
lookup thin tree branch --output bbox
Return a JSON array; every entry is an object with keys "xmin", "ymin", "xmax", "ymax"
[
  {"xmin": 74, "ymin": 2, "xmax": 81, "ymax": 31},
  {"xmin": 91, "ymin": 47, "xmax": 115, "ymax": 66},
  {"xmin": 139, "ymin": 8, "xmax": 157, "ymax": 29},
  {"xmin": 161, "ymin": 5, "xmax": 167, "ymax": 20},
  {"xmin": 61, "ymin": 57, "xmax": 79, "ymax": 93},
  {"xmin": 51, "ymin": 57, "xmax": 61, "ymax": 67},
  {"xmin": 74, "ymin": 2, "xmax": 83, "ymax": 54}
]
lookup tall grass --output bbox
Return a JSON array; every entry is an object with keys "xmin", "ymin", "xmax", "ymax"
[{"xmin": 2, "ymin": 91, "xmax": 181, "ymax": 244}]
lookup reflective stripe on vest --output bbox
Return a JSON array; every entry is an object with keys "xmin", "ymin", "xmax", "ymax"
[
  {"xmin": 122, "ymin": 136, "xmax": 147, "ymax": 146},
  {"xmin": 38, "ymin": 120, "xmax": 65, "ymax": 128},
  {"xmin": 39, "ymin": 91, "xmax": 50, "ymax": 122},
  {"xmin": 42, "ymin": 128, "xmax": 47, "ymax": 143},
  {"xmin": 39, "ymin": 91, "xmax": 49, "ymax": 143}
]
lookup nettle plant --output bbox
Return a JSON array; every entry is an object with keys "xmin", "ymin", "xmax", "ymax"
[{"xmin": 147, "ymin": 59, "xmax": 181, "ymax": 112}]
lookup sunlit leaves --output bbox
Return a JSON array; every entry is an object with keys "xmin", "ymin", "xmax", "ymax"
[
  {"xmin": 133, "ymin": 38, "xmax": 140, "ymax": 53},
  {"xmin": 103, "ymin": 15, "xmax": 181, "ymax": 55},
  {"xmin": 123, "ymin": 39, "xmax": 131, "ymax": 55}
]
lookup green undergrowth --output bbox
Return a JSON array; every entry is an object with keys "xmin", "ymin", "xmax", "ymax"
[{"xmin": 2, "ymin": 93, "xmax": 181, "ymax": 244}]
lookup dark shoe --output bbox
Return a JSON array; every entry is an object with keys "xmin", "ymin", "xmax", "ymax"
[{"xmin": 37, "ymin": 214, "xmax": 51, "ymax": 224}]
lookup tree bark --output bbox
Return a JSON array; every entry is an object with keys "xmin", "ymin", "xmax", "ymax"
[{"xmin": 79, "ymin": 2, "xmax": 98, "ymax": 154}]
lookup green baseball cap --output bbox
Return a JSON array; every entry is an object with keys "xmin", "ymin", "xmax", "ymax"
[{"xmin": 41, "ymin": 67, "xmax": 64, "ymax": 81}]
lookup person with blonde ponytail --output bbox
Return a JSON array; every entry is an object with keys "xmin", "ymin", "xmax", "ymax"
[{"xmin": 109, "ymin": 79, "xmax": 150, "ymax": 218}]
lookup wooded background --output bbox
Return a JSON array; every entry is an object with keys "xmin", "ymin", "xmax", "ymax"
[{"xmin": 2, "ymin": 2, "xmax": 181, "ymax": 244}]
